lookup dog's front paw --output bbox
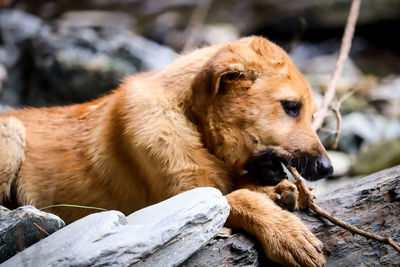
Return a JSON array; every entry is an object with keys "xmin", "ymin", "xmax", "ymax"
[
  {"xmin": 261, "ymin": 211, "xmax": 325, "ymax": 267},
  {"xmin": 272, "ymin": 179, "xmax": 299, "ymax": 211}
]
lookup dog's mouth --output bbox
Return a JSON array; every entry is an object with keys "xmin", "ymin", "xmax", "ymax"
[
  {"xmin": 244, "ymin": 148, "xmax": 333, "ymax": 186},
  {"xmin": 244, "ymin": 149, "xmax": 288, "ymax": 186}
]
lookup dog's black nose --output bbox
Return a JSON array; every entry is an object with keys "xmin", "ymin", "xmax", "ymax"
[
  {"xmin": 295, "ymin": 152, "xmax": 334, "ymax": 181},
  {"xmin": 316, "ymin": 154, "xmax": 333, "ymax": 178}
]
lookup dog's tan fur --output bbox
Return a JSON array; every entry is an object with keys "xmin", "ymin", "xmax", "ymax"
[{"xmin": 0, "ymin": 36, "xmax": 328, "ymax": 266}]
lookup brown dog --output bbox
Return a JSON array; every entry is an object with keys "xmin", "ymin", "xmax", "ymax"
[{"xmin": 0, "ymin": 36, "xmax": 332, "ymax": 266}]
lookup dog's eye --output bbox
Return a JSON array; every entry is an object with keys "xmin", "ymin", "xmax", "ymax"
[{"xmin": 281, "ymin": 101, "xmax": 301, "ymax": 117}]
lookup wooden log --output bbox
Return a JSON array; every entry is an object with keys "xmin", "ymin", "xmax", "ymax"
[{"xmin": 183, "ymin": 165, "xmax": 400, "ymax": 266}]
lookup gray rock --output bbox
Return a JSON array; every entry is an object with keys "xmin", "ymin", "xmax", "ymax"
[
  {"xmin": 0, "ymin": 63, "xmax": 6, "ymax": 90},
  {"xmin": 4, "ymin": 187, "xmax": 230, "ymax": 266},
  {"xmin": 0, "ymin": 205, "xmax": 65, "ymax": 263},
  {"xmin": 0, "ymin": 104, "xmax": 10, "ymax": 113},
  {"xmin": 60, "ymin": 11, "xmax": 136, "ymax": 29},
  {"xmin": 350, "ymin": 136, "xmax": 400, "ymax": 175},
  {"xmin": 336, "ymin": 112, "xmax": 400, "ymax": 154},
  {"xmin": 0, "ymin": 63, "xmax": 6, "ymax": 101},
  {"xmin": 182, "ymin": 233, "xmax": 274, "ymax": 267},
  {"xmin": 26, "ymin": 23, "xmax": 177, "ymax": 107},
  {"xmin": 0, "ymin": 205, "xmax": 10, "ymax": 217},
  {"xmin": 370, "ymin": 76, "xmax": 400, "ymax": 101},
  {"xmin": 0, "ymin": 9, "xmax": 177, "ymax": 108},
  {"xmin": 0, "ymin": 10, "xmax": 42, "ymax": 107},
  {"xmin": 369, "ymin": 76, "xmax": 400, "ymax": 119},
  {"xmin": 0, "ymin": 9, "xmax": 42, "ymax": 46},
  {"xmin": 327, "ymin": 150, "xmax": 351, "ymax": 177}
]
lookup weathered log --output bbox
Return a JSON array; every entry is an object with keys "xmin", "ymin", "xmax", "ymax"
[{"xmin": 184, "ymin": 166, "xmax": 400, "ymax": 266}]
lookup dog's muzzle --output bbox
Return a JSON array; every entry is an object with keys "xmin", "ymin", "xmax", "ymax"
[
  {"xmin": 245, "ymin": 149, "xmax": 333, "ymax": 186},
  {"xmin": 314, "ymin": 153, "xmax": 334, "ymax": 179},
  {"xmin": 244, "ymin": 149, "xmax": 287, "ymax": 186},
  {"xmin": 290, "ymin": 152, "xmax": 333, "ymax": 181}
]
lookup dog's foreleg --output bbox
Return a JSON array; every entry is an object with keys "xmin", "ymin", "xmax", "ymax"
[
  {"xmin": 225, "ymin": 189, "xmax": 325, "ymax": 267},
  {"xmin": 0, "ymin": 116, "xmax": 26, "ymax": 202}
]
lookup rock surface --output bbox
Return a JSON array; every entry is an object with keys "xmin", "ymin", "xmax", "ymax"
[
  {"xmin": 0, "ymin": 205, "xmax": 10, "ymax": 217},
  {"xmin": 298, "ymin": 165, "xmax": 400, "ymax": 266},
  {"xmin": 182, "ymin": 232, "xmax": 275, "ymax": 267},
  {"xmin": 327, "ymin": 150, "xmax": 351, "ymax": 177},
  {"xmin": 4, "ymin": 187, "xmax": 230, "ymax": 266},
  {"xmin": 14, "ymin": 0, "xmax": 400, "ymax": 51},
  {"xmin": 370, "ymin": 75, "xmax": 400, "ymax": 119},
  {"xmin": 336, "ymin": 112, "xmax": 400, "ymax": 154},
  {"xmin": 0, "ymin": 63, "xmax": 6, "ymax": 91},
  {"xmin": 182, "ymin": 166, "xmax": 400, "ymax": 266},
  {"xmin": 27, "ymin": 23, "xmax": 177, "ymax": 107},
  {"xmin": 350, "ymin": 136, "xmax": 400, "ymax": 175},
  {"xmin": 0, "ymin": 10, "xmax": 42, "ymax": 106},
  {"xmin": 0, "ymin": 205, "xmax": 65, "ymax": 263},
  {"xmin": 0, "ymin": 9, "xmax": 177, "ymax": 108}
]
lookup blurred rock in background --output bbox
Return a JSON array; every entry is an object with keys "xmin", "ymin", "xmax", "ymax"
[
  {"xmin": 350, "ymin": 136, "xmax": 400, "ymax": 175},
  {"xmin": 28, "ymin": 22, "xmax": 176, "ymax": 106},
  {"xmin": 0, "ymin": 9, "xmax": 41, "ymax": 106},
  {"xmin": 0, "ymin": 10, "xmax": 177, "ymax": 107}
]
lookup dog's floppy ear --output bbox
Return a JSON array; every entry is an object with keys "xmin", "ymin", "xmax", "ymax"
[{"xmin": 191, "ymin": 61, "xmax": 258, "ymax": 116}]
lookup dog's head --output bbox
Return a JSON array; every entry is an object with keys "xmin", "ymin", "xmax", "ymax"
[{"xmin": 190, "ymin": 36, "xmax": 333, "ymax": 184}]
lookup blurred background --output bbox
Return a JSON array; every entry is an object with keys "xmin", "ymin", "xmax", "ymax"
[{"xmin": 1, "ymin": 0, "xmax": 400, "ymax": 194}]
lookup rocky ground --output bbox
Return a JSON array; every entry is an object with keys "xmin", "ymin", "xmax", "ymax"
[
  {"xmin": 1, "ymin": 188, "xmax": 230, "ymax": 266},
  {"xmin": 1, "ymin": 166, "xmax": 399, "ymax": 266}
]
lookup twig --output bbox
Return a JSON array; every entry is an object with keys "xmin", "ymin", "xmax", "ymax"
[
  {"xmin": 182, "ymin": 0, "xmax": 213, "ymax": 52},
  {"xmin": 330, "ymin": 102, "xmax": 342, "ymax": 150},
  {"xmin": 288, "ymin": 167, "xmax": 400, "ymax": 254},
  {"xmin": 33, "ymin": 222, "xmax": 50, "ymax": 236},
  {"xmin": 292, "ymin": 0, "xmax": 400, "ymax": 254},
  {"xmin": 325, "ymin": 89, "xmax": 357, "ymax": 149},
  {"xmin": 39, "ymin": 204, "xmax": 107, "ymax": 212},
  {"xmin": 312, "ymin": 0, "xmax": 362, "ymax": 131}
]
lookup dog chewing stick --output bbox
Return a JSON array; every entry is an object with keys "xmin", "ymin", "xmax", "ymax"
[
  {"xmin": 288, "ymin": 166, "xmax": 400, "ymax": 254},
  {"xmin": 290, "ymin": 0, "xmax": 400, "ymax": 255}
]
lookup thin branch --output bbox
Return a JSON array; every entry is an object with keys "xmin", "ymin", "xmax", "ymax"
[
  {"xmin": 33, "ymin": 222, "xmax": 50, "ymax": 236},
  {"xmin": 182, "ymin": 0, "xmax": 213, "ymax": 53},
  {"xmin": 312, "ymin": 0, "xmax": 362, "ymax": 131},
  {"xmin": 39, "ymin": 204, "xmax": 107, "ymax": 212},
  {"xmin": 288, "ymin": 167, "xmax": 400, "ymax": 254},
  {"xmin": 338, "ymin": 88, "xmax": 357, "ymax": 104},
  {"xmin": 330, "ymin": 102, "xmax": 342, "ymax": 150},
  {"xmin": 323, "ymin": 89, "xmax": 357, "ymax": 149},
  {"xmin": 319, "ymin": 127, "xmax": 337, "ymax": 135}
]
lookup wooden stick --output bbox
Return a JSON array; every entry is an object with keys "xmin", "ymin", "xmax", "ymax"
[
  {"xmin": 182, "ymin": 0, "xmax": 213, "ymax": 52},
  {"xmin": 288, "ymin": 167, "xmax": 400, "ymax": 254},
  {"xmin": 312, "ymin": 0, "xmax": 362, "ymax": 131},
  {"xmin": 33, "ymin": 222, "xmax": 50, "ymax": 237},
  {"xmin": 330, "ymin": 102, "xmax": 342, "ymax": 150}
]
